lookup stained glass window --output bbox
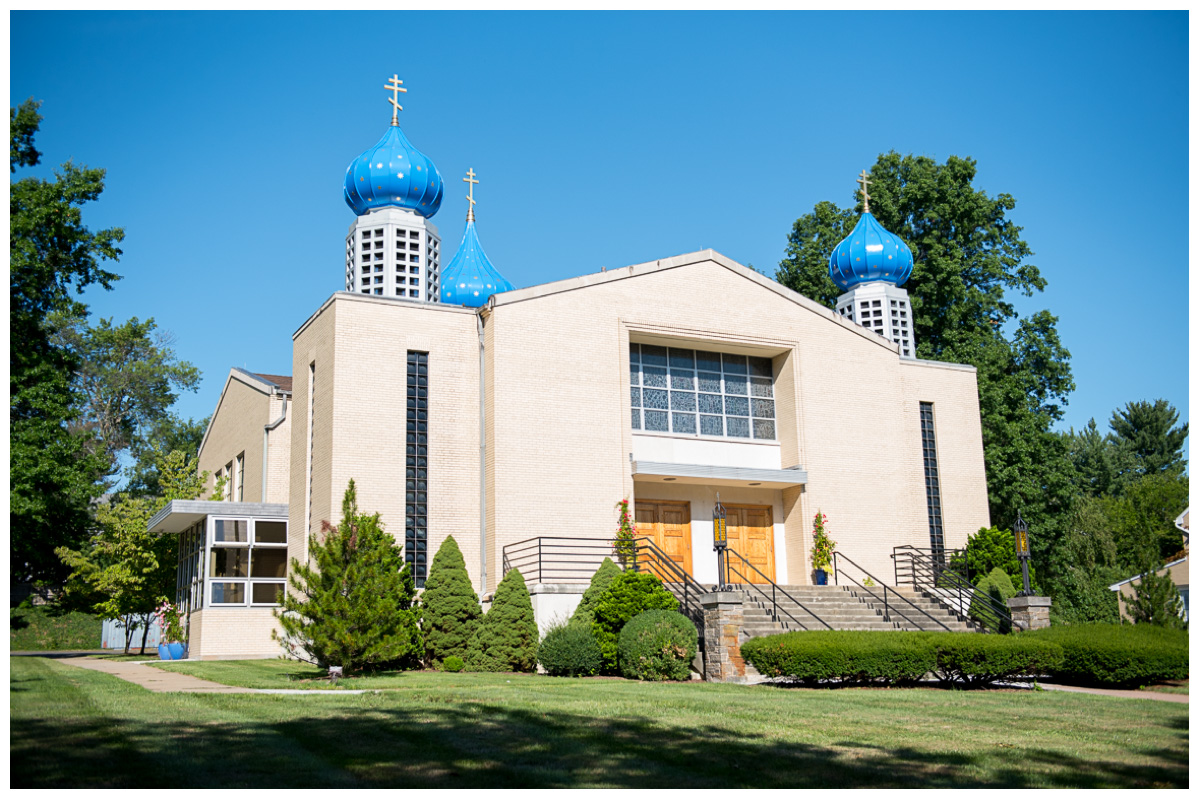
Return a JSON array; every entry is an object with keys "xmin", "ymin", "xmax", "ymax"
[
  {"xmin": 406, "ymin": 351, "xmax": 429, "ymax": 587},
  {"xmin": 629, "ymin": 344, "xmax": 775, "ymax": 440}
]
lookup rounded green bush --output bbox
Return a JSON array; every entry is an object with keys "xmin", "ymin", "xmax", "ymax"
[
  {"xmin": 591, "ymin": 572, "xmax": 678, "ymax": 673},
  {"xmin": 969, "ymin": 567, "xmax": 1017, "ymax": 633},
  {"xmin": 1023, "ymin": 623, "xmax": 1188, "ymax": 688},
  {"xmin": 537, "ymin": 622, "xmax": 603, "ymax": 677},
  {"xmin": 442, "ymin": 655, "xmax": 464, "ymax": 673},
  {"xmin": 617, "ymin": 610, "xmax": 698, "ymax": 681}
]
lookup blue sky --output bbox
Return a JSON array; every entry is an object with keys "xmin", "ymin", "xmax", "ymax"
[{"xmin": 10, "ymin": 11, "xmax": 1189, "ymax": 461}]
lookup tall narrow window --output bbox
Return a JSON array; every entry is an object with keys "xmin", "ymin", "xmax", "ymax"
[
  {"xmin": 235, "ymin": 452, "xmax": 245, "ymax": 502},
  {"xmin": 406, "ymin": 351, "xmax": 429, "ymax": 587},
  {"xmin": 305, "ymin": 362, "xmax": 316, "ymax": 548},
  {"xmin": 919, "ymin": 402, "xmax": 945, "ymax": 555}
]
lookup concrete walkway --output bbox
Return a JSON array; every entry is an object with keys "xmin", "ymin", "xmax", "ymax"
[
  {"xmin": 58, "ymin": 657, "xmax": 255, "ymax": 693},
  {"xmin": 48, "ymin": 656, "xmax": 365, "ymax": 695},
  {"xmin": 1036, "ymin": 681, "xmax": 1189, "ymax": 704}
]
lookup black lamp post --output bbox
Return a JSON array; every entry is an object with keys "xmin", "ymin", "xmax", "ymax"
[
  {"xmin": 1013, "ymin": 512, "xmax": 1033, "ymax": 596},
  {"xmin": 713, "ymin": 494, "xmax": 728, "ymax": 590}
]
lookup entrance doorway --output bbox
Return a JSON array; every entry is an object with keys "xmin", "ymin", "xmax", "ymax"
[
  {"xmin": 634, "ymin": 500, "xmax": 693, "ymax": 580},
  {"xmin": 725, "ymin": 504, "xmax": 775, "ymax": 583}
]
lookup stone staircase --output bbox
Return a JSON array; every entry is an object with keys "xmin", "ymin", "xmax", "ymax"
[{"xmin": 738, "ymin": 584, "xmax": 975, "ymax": 638}]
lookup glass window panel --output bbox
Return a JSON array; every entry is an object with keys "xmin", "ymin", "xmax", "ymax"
[
  {"xmin": 695, "ymin": 350, "xmax": 722, "ymax": 371},
  {"xmin": 748, "ymin": 356, "xmax": 773, "ymax": 378},
  {"xmin": 753, "ymin": 419, "xmax": 776, "ymax": 440},
  {"xmin": 668, "ymin": 349, "xmax": 694, "ymax": 369},
  {"xmin": 671, "ymin": 413, "xmax": 696, "ymax": 434},
  {"xmin": 629, "ymin": 343, "xmax": 640, "ymax": 363},
  {"xmin": 255, "ymin": 521, "xmax": 287, "ymax": 544},
  {"xmin": 750, "ymin": 377, "xmax": 773, "ymax": 398},
  {"xmin": 751, "ymin": 398, "xmax": 775, "ymax": 419},
  {"xmin": 726, "ymin": 417, "xmax": 750, "ymax": 438},
  {"xmin": 644, "ymin": 410, "xmax": 669, "ymax": 432},
  {"xmin": 252, "ymin": 583, "xmax": 283, "ymax": 605},
  {"xmin": 643, "ymin": 388, "xmax": 668, "ymax": 410},
  {"xmin": 641, "ymin": 345, "xmax": 667, "ymax": 367},
  {"xmin": 698, "ymin": 393, "xmax": 723, "ymax": 414},
  {"xmin": 630, "ymin": 365, "xmax": 640, "ymax": 386},
  {"xmin": 210, "ymin": 582, "xmax": 245, "ymax": 604},
  {"xmin": 697, "ymin": 371, "xmax": 721, "ymax": 393},
  {"xmin": 210, "ymin": 548, "xmax": 249, "ymax": 578},
  {"xmin": 630, "ymin": 387, "xmax": 641, "ymax": 408},
  {"xmin": 670, "ymin": 371, "xmax": 694, "ymax": 390},
  {"xmin": 630, "ymin": 409, "xmax": 641, "ymax": 430},
  {"xmin": 213, "ymin": 519, "xmax": 248, "ymax": 543},
  {"xmin": 722, "ymin": 354, "xmax": 748, "ymax": 374},
  {"xmin": 642, "ymin": 366, "xmax": 667, "ymax": 388},
  {"xmin": 724, "ymin": 376, "xmax": 748, "ymax": 395},
  {"xmin": 725, "ymin": 395, "xmax": 749, "ymax": 417},
  {"xmin": 669, "ymin": 392, "xmax": 696, "ymax": 412},
  {"xmin": 700, "ymin": 415, "xmax": 724, "ymax": 436},
  {"xmin": 251, "ymin": 549, "xmax": 288, "ymax": 578}
]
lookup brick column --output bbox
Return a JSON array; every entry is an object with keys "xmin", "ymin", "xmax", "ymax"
[
  {"xmin": 701, "ymin": 591, "xmax": 747, "ymax": 683},
  {"xmin": 1008, "ymin": 595, "xmax": 1051, "ymax": 631}
]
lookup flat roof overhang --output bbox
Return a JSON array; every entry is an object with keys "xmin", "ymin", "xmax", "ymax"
[
  {"xmin": 631, "ymin": 460, "xmax": 807, "ymax": 489},
  {"xmin": 147, "ymin": 500, "xmax": 289, "ymax": 533}
]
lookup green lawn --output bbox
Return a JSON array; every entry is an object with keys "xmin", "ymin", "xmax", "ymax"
[
  {"xmin": 1144, "ymin": 681, "xmax": 1188, "ymax": 695},
  {"xmin": 10, "ymin": 607, "xmax": 101, "ymax": 651},
  {"xmin": 10, "ymin": 656, "xmax": 1188, "ymax": 788}
]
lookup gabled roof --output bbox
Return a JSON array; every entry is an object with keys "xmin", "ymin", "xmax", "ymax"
[
  {"xmin": 1108, "ymin": 556, "xmax": 1189, "ymax": 591},
  {"xmin": 198, "ymin": 368, "xmax": 293, "ymax": 459}
]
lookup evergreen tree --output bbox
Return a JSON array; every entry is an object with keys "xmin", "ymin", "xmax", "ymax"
[
  {"xmin": 1125, "ymin": 559, "xmax": 1186, "ymax": 629},
  {"xmin": 1109, "ymin": 399, "xmax": 1188, "ymax": 483},
  {"xmin": 570, "ymin": 557, "xmax": 622, "ymax": 626},
  {"xmin": 591, "ymin": 571, "xmax": 679, "ymax": 673},
  {"xmin": 274, "ymin": 480, "xmax": 422, "ymax": 673},
  {"xmin": 465, "ymin": 568, "xmax": 538, "ymax": 672},
  {"xmin": 421, "ymin": 535, "xmax": 482, "ymax": 666}
]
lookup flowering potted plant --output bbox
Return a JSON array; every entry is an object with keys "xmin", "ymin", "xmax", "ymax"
[
  {"xmin": 613, "ymin": 498, "xmax": 639, "ymax": 568},
  {"xmin": 810, "ymin": 511, "xmax": 836, "ymax": 585},
  {"xmin": 155, "ymin": 599, "xmax": 187, "ymax": 660}
]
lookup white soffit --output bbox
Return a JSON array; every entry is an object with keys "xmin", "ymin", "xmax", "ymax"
[{"xmin": 632, "ymin": 460, "xmax": 806, "ymax": 489}]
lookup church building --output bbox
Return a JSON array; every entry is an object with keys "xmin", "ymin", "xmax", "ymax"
[{"xmin": 152, "ymin": 76, "xmax": 990, "ymax": 660}]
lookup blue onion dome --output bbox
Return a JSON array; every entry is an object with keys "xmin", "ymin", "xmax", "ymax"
[
  {"xmin": 441, "ymin": 219, "xmax": 513, "ymax": 307},
  {"xmin": 828, "ymin": 212, "xmax": 914, "ymax": 290},
  {"xmin": 343, "ymin": 125, "xmax": 444, "ymax": 217}
]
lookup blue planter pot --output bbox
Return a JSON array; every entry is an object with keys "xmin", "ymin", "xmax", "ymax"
[
  {"xmin": 814, "ymin": 569, "xmax": 828, "ymax": 586},
  {"xmin": 158, "ymin": 642, "xmax": 187, "ymax": 660}
]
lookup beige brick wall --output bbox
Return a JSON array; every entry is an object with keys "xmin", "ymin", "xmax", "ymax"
[
  {"xmin": 188, "ymin": 607, "xmax": 281, "ymax": 659},
  {"xmin": 198, "ymin": 372, "xmax": 291, "ymax": 504},
  {"xmin": 291, "ymin": 295, "xmax": 482, "ymax": 587},
  {"xmin": 486, "ymin": 251, "xmax": 991, "ymax": 585}
]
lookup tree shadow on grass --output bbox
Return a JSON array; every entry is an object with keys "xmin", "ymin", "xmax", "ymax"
[{"xmin": 11, "ymin": 696, "xmax": 1189, "ymax": 789}]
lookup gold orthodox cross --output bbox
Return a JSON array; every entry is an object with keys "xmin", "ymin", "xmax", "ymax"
[
  {"xmin": 384, "ymin": 74, "xmax": 407, "ymax": 126},
  {"xmin": 464, "ymin": 168, "xmax": 479, "ymax": 221},
  {"xmin": 857, "ymin": 169, "xmax": 872, "ymax": 213}
]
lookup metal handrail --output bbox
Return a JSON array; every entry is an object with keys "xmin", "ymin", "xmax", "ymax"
[
  {"xmin": 501, "ymin": 536, "xmax": 619, "ymax": 585},
  {"xmin": 891, "ymin": 545, "xmax": 1014, "ymax": 633},
  {"xmin": 722, "ymin": 547, "xmax": 833, "ymax": 631},
  {"xmin": 630, "ymin": 537, "xmax": 708, "ymax": 629},
  {"xmin": 832, "ymin": 550, "xmax": 952, "ymax": 632}
]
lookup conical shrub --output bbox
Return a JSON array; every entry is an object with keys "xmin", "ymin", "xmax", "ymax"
[
  {"xmin": 465, "ymin": 568, "xmax": 539, "ymax": 672},
  {"xmin": 570, "ymin": 557, "xmax": 621, "ymax": 626},
  {"xmin": 421, "ymin": 536, "xmax": 481, "ymax": 667}
]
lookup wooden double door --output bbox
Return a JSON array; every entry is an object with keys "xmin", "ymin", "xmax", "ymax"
[
  {"xmin": 636, "ymin": 500, "xmax": 775, "ymax": 584},
  {"xmin": 723, "ymin": 504, "xmax": 775, "ymax": 584}
]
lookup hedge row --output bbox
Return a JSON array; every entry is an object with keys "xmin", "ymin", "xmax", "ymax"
[
  {"xmin": 1020, "ymin": 624, "xmax": 1189, "ymax": 688},
  {"xmin": 741, "ymin": 626, "xmax": 1189, "ymax": 688}
]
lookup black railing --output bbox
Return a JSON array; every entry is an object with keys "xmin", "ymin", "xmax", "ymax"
[
  {"xmin": 832, "ymin": 550, "xmax": 953, "ymax": 632},
  {"xmin": 892, "ymin": 545, "xmax": 1014, "ymax": 633},
  {"xmin": 723, "ymin": 547, "xmax": 833, "ymax": 631},
  {"xmin": 502, "ymin": 536, "xmax": 616, "ymax": 585},
  {"xmin": 629, "ymin": 537, "xmax": 708, "ymax": 633}
]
